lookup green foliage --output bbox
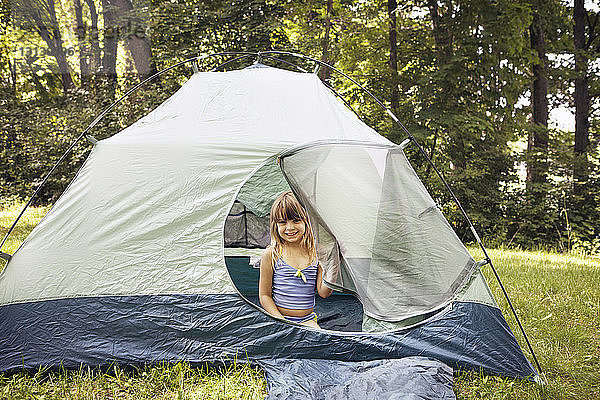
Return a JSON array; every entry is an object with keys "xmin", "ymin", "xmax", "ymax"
[{"xmin": 149, "ymin": 0, "xmax": 290, "ymax": 64}]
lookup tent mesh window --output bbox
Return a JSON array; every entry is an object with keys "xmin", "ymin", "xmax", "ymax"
[{"xmin": 224, "ymin": 201, "xmax": 270, "ymax": 249}]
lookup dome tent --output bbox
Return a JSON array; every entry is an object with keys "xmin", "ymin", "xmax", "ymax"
[{"xmin": 0, "ymin": 52, "xmax": 540, "ymax": 382}]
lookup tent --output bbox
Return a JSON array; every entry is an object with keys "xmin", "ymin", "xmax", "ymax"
[{"xmin": 0, "ymin": 54, "xmax": 539, "ymax": 382}]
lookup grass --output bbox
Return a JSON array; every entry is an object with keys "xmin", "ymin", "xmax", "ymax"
[
  {"xmin": 462, "ymin": 247, "xmax": 600, "ymax": 399},
  {"xmin": 0, "ymin": 202, "xmax": 50, "ymax": 260},
  {"xmin": 1, "ymin": 204, "xmax": 599, "ymax": 399},
  {"xmin": 0, "ymin": 362, "xmax": 266, "ymax": 400}
]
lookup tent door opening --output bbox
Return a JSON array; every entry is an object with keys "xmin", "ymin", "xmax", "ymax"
[{"xmin": 222, "ymin": 158, "xmax": 364, "ymax": 332}]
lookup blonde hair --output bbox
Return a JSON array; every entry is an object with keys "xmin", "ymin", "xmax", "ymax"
[{"xmin": 269, "ymin": 190, "xmax": 316, "ymax": 265}]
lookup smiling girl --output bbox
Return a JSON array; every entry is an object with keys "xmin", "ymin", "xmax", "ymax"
[{"xmin": 258, "ymin": 191, "xmax": 332, "ymax": 328}]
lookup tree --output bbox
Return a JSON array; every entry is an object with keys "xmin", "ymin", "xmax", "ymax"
[
  {"xmin": 388, "ymin": 0, "xmax": 400, "ymax": 114},
  {"xmin": 527, "ymin": 3, "xmax": 549, "ymax": 192},
  {"xmin": 116, "ymin": 0, "xmax": 157, "ymax": 81},
  {"xmin": 12, "ymin": 0, "xmax": 74, "ymax": 94},
  {"xmin": 100, "ymin": 0, "xmax": 119, "ymax": 97},
  {"xmin": 150, "ymin": 0, "xmax": 289, "ymax": 66},
  {"xmin": 74, "ymin": 0, "xmax": 103, "ymax": 87},
  {"xmin": 417, "ymin": 1, "xmax": 532, "ymax": 240},
  {"xmin": 318, "ymin": 0, "xmax": 334, "ymax": 82},
  {"xmin": 571, "ymin": 0, "xmax": 599, "ymax": 243},
  {"xmin": 573, "ymin": 0, "xmax": 593, "ymax": 193},
  {"xmin": 84, "ymin": 0, "xmax": 101, "ymax": 81}
]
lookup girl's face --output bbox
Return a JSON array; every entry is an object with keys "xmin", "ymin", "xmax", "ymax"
[{"xmin": 276, "ymin": 217, "xmax": 306, "ymax": 245}]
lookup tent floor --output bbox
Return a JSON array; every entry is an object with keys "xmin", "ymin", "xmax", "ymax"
[
  {"xmin": 246, "ymin": 295, "xmax": 364, "ymax": 332},
  {"xmin": 226, "ymin": 255, "xmax": 364, "ymax": 332}
]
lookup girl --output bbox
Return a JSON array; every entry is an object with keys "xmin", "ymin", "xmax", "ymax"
[{"xmin": 259, "ymin": 191, "xmax": 332, "ymax": 329}]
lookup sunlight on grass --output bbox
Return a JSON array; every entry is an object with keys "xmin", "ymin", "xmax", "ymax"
[
  {"xmin": 0, "ymin": 362, "xmax": 267, "ymax": 400},
  {"xmin": 454, "ymin": 371, "xmax": 547, "ymax": 400},
  {"xmin": 0, "ymin": 202, "xmax": 51, "ymax": 255},
  {"xmin": 461, "ymin": 246, "xmax": 600, "ymax": 399},
  {"xmin": 0, "ymin": 202, "xmax": 51, "ymax": 273}
]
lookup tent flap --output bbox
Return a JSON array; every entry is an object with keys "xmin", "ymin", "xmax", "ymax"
[{"xmin": 281, "ymin": 144, "xmax": 478, "ymax": 321}]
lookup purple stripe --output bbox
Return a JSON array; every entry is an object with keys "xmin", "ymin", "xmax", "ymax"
[{"xmin": 272, "ymin": 258, "xmax": 318, "ymax": 309}]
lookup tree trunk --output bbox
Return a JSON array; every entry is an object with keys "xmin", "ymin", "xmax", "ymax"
[
  {"xmin": 8, "ymin": 58, "xmax": 17, "ymax": 97},
  {"xmin": 427, "ymin": 0, "xmax": 453, "ymax": 64},
  {"xmin": 573, "ymin": 0, "xmax": 589, "ymax": 195},
  {"xmin": 101, "ymin": 0, "xmax": 119, "ymax": 100},
  {"xmin": 74, "ymin": 0, "xmax": 89, "ymax": 87},
  {"xmin": 83, "ymin": 0, "xmax": 101, "ymax": 77},
  {"xmin": 526, "ymin": 9, "xmax": 549, "ymax": 193},
  {"xmin": 388, "ymin": 0, "xmax": 399, "ymax": 113},
  {"xmin": 28, "ymin": 0, "xmax": 74, "ymax": 94},
  {"xmin": 101, "ymin": 0, "xmax": 157, "ymax": 89},
  {"xmin": 120, "ymin": 0, "xmax": 157, "ymax": 81},
  {"xmin": 428, "ymin": 0, "xmax": 461, "ymax": 170},
  {"xmin": 319, "ymin": 0, "xmax": 333, "ymax": 82}
]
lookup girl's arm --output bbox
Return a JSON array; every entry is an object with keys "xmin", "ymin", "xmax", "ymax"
[
  {"xmin": 258, "ymin": 248, "xmax": 285, "ymax": 319},
  {"xmin": 316, "ymin": 264, "xmax": 333, "ymax": 298}
]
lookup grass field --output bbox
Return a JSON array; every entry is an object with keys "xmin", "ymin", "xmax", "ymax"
[{"xmin": 1, "ymin": 204, "xmax": 599, "ymax": 399}]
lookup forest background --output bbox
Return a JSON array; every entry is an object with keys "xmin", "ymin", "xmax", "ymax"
[{"xmin": 0, "ymin": 0, "xmax": 598, "ymax": 254}]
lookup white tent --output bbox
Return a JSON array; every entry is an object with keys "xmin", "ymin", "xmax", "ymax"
[{"xmin": 0, "ymin": 63, "xmax": 537, "ymax": 380}]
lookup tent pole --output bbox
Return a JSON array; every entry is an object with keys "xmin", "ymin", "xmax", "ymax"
[
  {"xmin": 482, "ymin": 249, "xmax": 545, "ymax": 379},
  {"xmin": 209, "ymin": 54, "xmax": 256, "ymax": 71},
  {"xmin": 0, "ymin": 51, "xmax": 257, "ymax": 254},
  {"xmin": 261, "ymin": 55, "xmax": 308, "ymax": 73}
]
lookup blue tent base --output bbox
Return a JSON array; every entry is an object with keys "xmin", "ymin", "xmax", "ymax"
[
  {"xmin": 259, "ymin": 357, "xmax": 455, "ymax": 400},
  {"xmin": 0, "ymin": 294, "xmax": 536, "ymax": 380}
]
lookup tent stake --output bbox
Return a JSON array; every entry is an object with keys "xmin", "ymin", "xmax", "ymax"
[
  {"xmin": 399, "ymin": 138, "xmax": 411, "ymax": 149},
  {"xmin": 86, "ymin": 135, "xmax": 98, "ymax": 145}
]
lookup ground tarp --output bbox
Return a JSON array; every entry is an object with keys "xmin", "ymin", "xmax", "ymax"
[{"xmin": 259, "ymin": 357, "xmax": 455, "ymax": 400}]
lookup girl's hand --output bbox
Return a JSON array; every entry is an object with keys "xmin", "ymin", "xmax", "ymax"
[
  {"xmin": 317, "ymin": 242, "xmax": 342, "ymax": 284},
  {"xmin": 316, "ymin": 264, "xmax": 333, "ymax": 298}
]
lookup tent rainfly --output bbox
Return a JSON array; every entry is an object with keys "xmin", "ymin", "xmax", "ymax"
[{"xmin": 0, "ymin": 54, "xmax": 540, "ymax": 382}]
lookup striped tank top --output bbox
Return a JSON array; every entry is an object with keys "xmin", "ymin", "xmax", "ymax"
[{"xmin": 272, "ymin": 257, "xmax": 318, "ymax": 310}]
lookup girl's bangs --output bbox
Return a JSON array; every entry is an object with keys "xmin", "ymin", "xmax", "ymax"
[{"xmin": 273, "ymin": 197, "xmax": 305, "ymax": 222}]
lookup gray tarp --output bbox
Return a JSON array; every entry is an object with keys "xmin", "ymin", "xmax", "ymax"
[{"xmin": 259, "ymin": 357, "xmax": 455, "ymax": 400}]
